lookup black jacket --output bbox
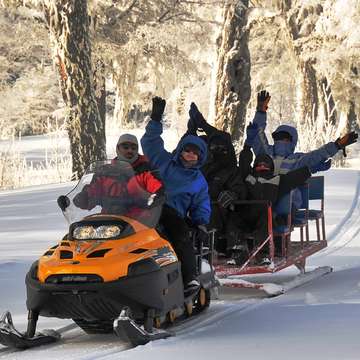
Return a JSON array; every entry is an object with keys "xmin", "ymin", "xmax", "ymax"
[
  {"xmin": 240, "ymin": 147, "xmax": 311, "ymax": 204},
  {"xmin": 201, "ymin": 126, "xmax": 246, "ymax": 200}
]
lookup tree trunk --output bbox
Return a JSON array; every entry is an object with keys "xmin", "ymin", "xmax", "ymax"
[
  {"xmin": 45, "ymin": 0, "xmax": 106, "ymax": 179},
  {"xmin": 214, "ymin": 1, "xmax": 251, "ymax": 141},
  {"xmin": 113, "ymin": 55, "xmax": 138, "ymax": 128},
  {"xmin": 295, "ymin": 59, "xmax": 319, "ymax": 125},
  {"xmin": 318, "ymin": 76, "xmax": 337, "ymax": 127},
  {"xmin": 347, "ymin": 101, "xmax": 359, "ymax": 133},
  {"xmin": 94, "ymin": 59, "xmax": 106, "ymax": 133}
]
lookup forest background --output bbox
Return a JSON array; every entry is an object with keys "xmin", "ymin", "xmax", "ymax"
[{"xmin": 0, "ymin": 0, "xmax": 359, "ymax": 189}]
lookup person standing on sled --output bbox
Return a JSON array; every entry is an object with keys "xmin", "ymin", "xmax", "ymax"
[
  {"xmin": 71, "ymin": 134, "xmax": 164, "ymax": 220},
  {"xmin": 248, "ymin": 90, "xmax": 358, "ymax": 210},
  {"xmin": 187, "ymin": 102, "xmax": 248, "ymax": 255},
  {"xmin": 141, "ymin": 97, "xmax": 210, "ymax": 292}
]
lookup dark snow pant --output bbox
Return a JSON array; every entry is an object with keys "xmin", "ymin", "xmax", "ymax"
[
  {"xmin": 159, "ymin": 205, "xmax": 197, "ymax": 285},
  {"xmin": 230, "ymin": 204, "xmax": 269, "ymax": 254},
  {"xmin": 209, "ymin": 204, "xmax": 240, "ymax": 253}
]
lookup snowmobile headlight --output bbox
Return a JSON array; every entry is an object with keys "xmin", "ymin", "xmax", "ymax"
[
  {"xmin": 73, "ymin": 225, "xmax": 122, "ymax": 240},
  {"xmin": 73, "ymin": 226, "xmax": 97, "ymax": 240},
  {"xmin": 96, "ymin": 225, "xmax": 121, "ymax": 239}
]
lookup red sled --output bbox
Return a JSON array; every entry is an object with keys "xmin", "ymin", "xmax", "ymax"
[{"xmin": 214, "ymin": 177, "xmax": 332, "ymax": 296}]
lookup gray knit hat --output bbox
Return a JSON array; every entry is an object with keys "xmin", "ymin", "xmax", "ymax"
[
  {"xmin": 116, "ymin": 133, "xmax": 139, "ymax": 163},
  {"xmin": 116, "ymin": 133, "xmax": 139, "ymax": 148}
]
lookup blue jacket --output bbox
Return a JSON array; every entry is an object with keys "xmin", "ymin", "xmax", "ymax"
[
  {"xmin": 250, "ymin": 112, "xmax": 339, "ymax": 208},
  {"xmin": 141, "ymin": 120, "xmax": 210, "ymax": 225}
]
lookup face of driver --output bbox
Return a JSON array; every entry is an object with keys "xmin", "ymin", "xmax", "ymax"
[{"xmin": 117, "ymin": 142, "xmax": 138, "ymax": 161}]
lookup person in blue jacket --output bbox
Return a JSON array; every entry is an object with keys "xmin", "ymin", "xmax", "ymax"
[
  {"xmin": 141, "ymin": 96, "xmax": 210, "ymax": 292},
  {"xmin": 247, "ymin": 90, "xmax": 358, "ymax": 209}
]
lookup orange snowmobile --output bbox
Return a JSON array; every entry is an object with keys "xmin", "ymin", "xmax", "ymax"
[{"xmin": 0, "ymin": 160, "xmax": 217, "ymax": 349}]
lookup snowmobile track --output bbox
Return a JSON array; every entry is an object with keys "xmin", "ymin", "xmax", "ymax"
[{"xmin": 0, "ymin": 299, "xmax": 263, "ymax": 358}]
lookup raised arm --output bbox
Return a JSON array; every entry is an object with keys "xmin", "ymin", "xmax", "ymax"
[
  {"xmin": 251, "ymin": 90, "xmax": 274, "ymax": 156},
  {"xmin": 292, "ymin": 131, "xmax": 358, "ymax": 169},
  {"xmin": 189, "ymin": 102, "xmax": 218, "ymax": 137},
  {"xmin": 140, "ymin": 97, "xmax": 172, "ymax": 168}
]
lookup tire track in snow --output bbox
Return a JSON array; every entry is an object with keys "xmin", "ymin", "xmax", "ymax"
[
  {"xmin": 79, "ymin": 299, "xmax": 264, "ymax": 360},
  {"xmin": 0, "ymin": 299, "xmax": 264, "ymax": 360},
  {"xmin": 315, "ymin": 171, "xmax": 360, "ymax": 258}
]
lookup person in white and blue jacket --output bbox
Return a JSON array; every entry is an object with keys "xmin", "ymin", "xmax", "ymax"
[
  {"xmin": 140, "ymin": 96, "xmax": 210, "ymax": 292},
  {"xmin": 246, "ymin": 90, "xmax": 358, "ymax": 209}
]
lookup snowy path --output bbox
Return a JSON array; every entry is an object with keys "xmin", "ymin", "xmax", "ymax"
[{"xmin": 0, "ymin": 168, "xmax": 360, "ymax": 359}]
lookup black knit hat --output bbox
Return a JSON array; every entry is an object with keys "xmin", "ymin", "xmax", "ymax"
[{"xmin": 254, "ymin": 153, "xmax": 274, "ymax": 173}]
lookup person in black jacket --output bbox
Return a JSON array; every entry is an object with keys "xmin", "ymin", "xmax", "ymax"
[
  {"xmin": 232, "ymin": 145, "xmax": 312, "ymax": 264},
  {"xmin": 188, "ymin": 103, "xmax": 247, "ymax": 253}
]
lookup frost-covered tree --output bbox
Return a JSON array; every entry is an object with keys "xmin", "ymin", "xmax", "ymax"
[
  {"xmin": 44, "ymin": 0, "xmax": 106, "ymax": 178},
  {"xmin": 216, "ymin": 0, "xmax": 360, "ymax": 149},
  {"xmin": 214, "ymin": 1, "xmax": 251, "ymax": 140},
  {"xmin": 1, "ymin": 1, "xmax": 220, "ymax": 177},
  {"xmin": 91, "ymin": 1, "xmax": 220, "ymax": 127}
]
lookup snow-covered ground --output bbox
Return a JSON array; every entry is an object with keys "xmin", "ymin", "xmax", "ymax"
[
  {"xmin": 0, "ymin": 133, "xmax": 360, "ymax": 359},
  {"xmin": 0, "ymin": 167, "xmax": 359, "ymax": 359}
]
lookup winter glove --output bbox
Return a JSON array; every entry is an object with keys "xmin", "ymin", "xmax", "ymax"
[
  {"xmin": 310, "ymin": 159, "xmax": 332, "ymax": 174},
  {"xmin": 335, "ymin": 131, "xmax": 358, "ymax": 157},
  {"xmin": 245, "ymin": 123, "xmax": 258, "ymax": 147},
  {"xmin": 189, "ymin": 102, "xmax": 207, "ymax": 130},
  {"xmin": 151, "ymin": 96, "xmax": 166, "ymax": 122},
  {"xmin": 256, "ymin": 90, "xmax": 271, "ymax": 113},
  {"xmin": 196, "ymin": 224, "xmax": 209, "ymax": 247},
  {"xmin": 218, "ymin": 190, "xmax": 237, "ymax": 209},
  {"xmin": 187, "ymin": 116, "xmax": 197, "ymax": 135},
  {"xmin": 57, "ymin": 195, "xmax": 70, "ymax": 211}
]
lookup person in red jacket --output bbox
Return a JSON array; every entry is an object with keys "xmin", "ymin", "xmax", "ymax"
[{"xmin": 73, "ymin": 134, "xmax": 164, "ymax": 220}]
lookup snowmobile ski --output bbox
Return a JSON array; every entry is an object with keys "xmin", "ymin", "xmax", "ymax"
[
  {"xmin": 113, "ymin": 309, "xmax": 172, "ymax": 346},
  {"xmin": 0, "ymin": 311, "xmax": 60, "ymax": 350}
]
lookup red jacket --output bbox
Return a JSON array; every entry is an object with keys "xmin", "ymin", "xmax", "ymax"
[{"xmin": 75, "ymin": 155, "xmax": 163, "ymax": 217}]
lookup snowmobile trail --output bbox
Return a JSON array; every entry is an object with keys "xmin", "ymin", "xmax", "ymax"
[
  {"xmin": 0, "ymin": 299, "xmax": 262, "ymax": 359},
  {"xmin": 316, "ymin": 171, "xmax": 360, "ymax": 257}
]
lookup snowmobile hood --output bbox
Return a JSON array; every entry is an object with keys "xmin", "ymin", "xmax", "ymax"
[
  {"xmin": 173, "ymin": 135, "xmax": 207, "ymax": 169},
  {"xmin": 272, "ymin": 125, "xmax": 298, "ymax": 153},
  {"xmin": 36, "ymin": 215, "xmax": 177, "ymax": 283}
]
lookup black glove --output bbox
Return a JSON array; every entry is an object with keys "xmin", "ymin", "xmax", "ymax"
[
  {"xmin": 151, "ymin": 96, "xmax": 166, "ymax": 122},
  {"xmin": 257, "ymin": 90, "xmax": 271, "ymax": 113},
  {"xmin": 189, "ymin": 102, "xmax": 207, "ymax": 129},
  {"xmin": 57, "ymin": 195, "xmax": 70, "ymax": 211},
  {"xmin": 187, "ymin": 117, "xmax": 197, "ymax": 135},
  {"xmin": 335, "ymin": 131, "xmax": 358, "ymax": 157},
  {"xmin": 73, "ymin": 190, "xmax": 89, "ymax": 209},
  {"xmin": 197, "ymin": 224, "xmax": 209, "ymax": 246},
  {"xmin": 218, "ymin": 190, "xmax": 237, "ymax": 209}
]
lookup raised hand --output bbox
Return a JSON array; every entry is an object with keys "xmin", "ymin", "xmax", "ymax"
[
  {"xmin": 257, "ymin": 90, "xmax": 271, "ymax": 112},
  {"xmin": 335, "ymin": 131, "xmax": 358, "ymax": 157},
  {"xmin": 151, "ymin": 96, "xmax": 166, "ymax": 122}
]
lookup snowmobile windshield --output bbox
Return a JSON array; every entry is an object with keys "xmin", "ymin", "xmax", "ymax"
[{"xmin": 62, "ymin": 160, "xmax": 163, "ymax": 228}]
